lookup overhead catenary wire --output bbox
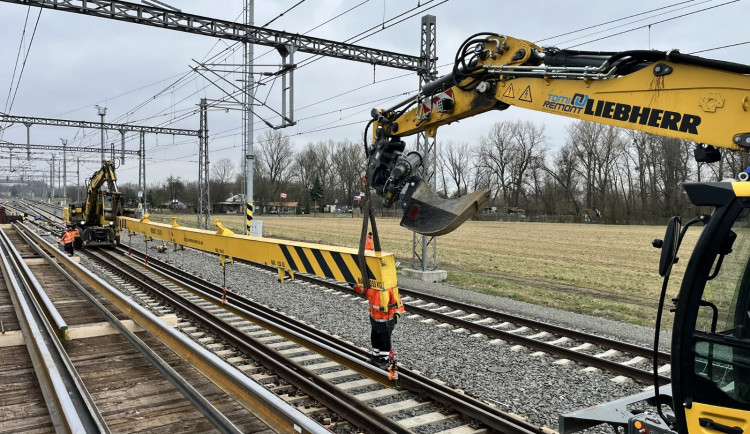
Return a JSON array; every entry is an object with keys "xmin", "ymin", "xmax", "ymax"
[
  {"xmin": 563, "ymin": 0, "xmax": 740, "ymax": 49},
  {"xmin": 1, "ymin": 5, "xmax": 43, "ymax": 141},
  {"xmin": 104, "ymin": 0, "xmax": 453, "ymax": 163},
  {"xmin": 552, "ymin": 0, "xmax": 715, "ymax": 47},
  {"xmin": 689, "ymin": 41, "xmax": 750, "ymax": 55},
  {"xmin": 52, "ymin": 1, "xmax": 374, "ymax": 152},
  {"xmin": 534, "ymin": 0, "xmax": 699, "ymax": 43},
  {"xmin": 4, "ymin": 1, "xmax": 741, "ymax": 182}
]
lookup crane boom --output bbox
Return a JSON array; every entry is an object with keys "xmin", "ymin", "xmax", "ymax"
[
  {"xmin": 362, "ymin": 33, "xmax": 750, "ymax": 434},
  {"xmin": 364, "ymin": 35, "xmax": 750, "ymax": 237}
]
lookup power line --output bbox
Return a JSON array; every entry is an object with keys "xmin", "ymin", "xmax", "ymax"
[
  {"xmin": 564, "ymin": 0, "xmax": 740, "ymax": 49},
  {"xmin": 689, "ymin": 41, "xmax": 750, "ymax": 54},
  {"xmin": 262, "ymin": 0, "xmax": 307, "ymax": 28},
  {"xmin": 552, "ymin": 0, "xmax": 714, "ymax": 47},
  {"xmin": 3, "ymin": 6, "xmax": 32, "ymax": 115},
  {"xmin": 6, "ymin": 6, "xmax": 43, "ymax": 116},
  {"xmin": 535, "ymin": 0, "xmax": 698, "ymax": 43}
]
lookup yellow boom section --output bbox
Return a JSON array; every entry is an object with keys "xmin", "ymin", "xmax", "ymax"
[
  {"xmin": 382, "ymin": 35, "xmax": 750, "ymax": 152},
  {"xmin": 117, "ymin": 216, "xmax": 398, "ymax": 290}
]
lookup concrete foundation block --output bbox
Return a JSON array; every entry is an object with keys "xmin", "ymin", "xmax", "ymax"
[{"xmin": 401, "ymin": 268, "xmax": 448, "ymax": 283}]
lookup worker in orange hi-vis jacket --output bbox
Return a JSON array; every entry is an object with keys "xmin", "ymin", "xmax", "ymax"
[
  {"xmin": 58, "ymin": 226, "xmax": 76, "ymax": 256},
  {"xmin": 352, "ymin": 282, "xmax": 404, "ymax": 369}
]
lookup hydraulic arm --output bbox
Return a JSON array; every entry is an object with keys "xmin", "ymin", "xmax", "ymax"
[{"xmin": 365, "ymin": 34, "xmax": 750, "ymax": 235}]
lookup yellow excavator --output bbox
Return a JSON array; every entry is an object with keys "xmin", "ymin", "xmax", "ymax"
[
  {"xmin": 364, "ymin": 34, "xmax": 750, "ymax": 434},
  {"xmin": 63, "ymin": 160, "xmax": 123, "ymax": 248}
]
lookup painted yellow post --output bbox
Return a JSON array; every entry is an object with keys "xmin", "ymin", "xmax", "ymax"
[{"xmin": 246, "ymin": 201, "xmax": 253, "ymax": 235}]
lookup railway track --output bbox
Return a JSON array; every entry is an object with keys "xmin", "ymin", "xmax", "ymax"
[
  {"xmin": 143, "ymin": 245, "xmax": 670, "ymax": 386},
  {"xmin": 80, "ymin": 244, "xmax": 550, "ymax": 433},
  {"xmin": 8, "ymin": 203, "xmax": 666, "ymax": 430},
  {"xmin": 1, "ymin": 222, "xmax": 324, "ymax": 433}
]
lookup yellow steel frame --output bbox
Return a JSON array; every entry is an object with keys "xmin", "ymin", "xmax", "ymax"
[
  {"xmin": 379, "ymin": 35, "xmax": 750, "ymax": 153},
  {"xmin": 117, "ymin": 216, "xmax": 399, "ymax": 290}
]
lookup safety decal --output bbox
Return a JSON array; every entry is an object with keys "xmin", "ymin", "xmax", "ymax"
[
  {"xmin": 278, "ymin": 244, "xmax": 373, "ymax": 284},
  {"xmin": 421, "ymin": 88, "xmax": 454, "ymax": 115},
  {"xmin": 519, "ymin": 86, "xmax": 532, "ymax": 102},
  {"xmin": 502, "ymin": 84, "xmax": 515, "ymax": 99}
]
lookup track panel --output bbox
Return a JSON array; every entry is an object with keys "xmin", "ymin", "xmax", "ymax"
[{"xmin": 0, "ymin": 345, "xmax": 55, "ymax": 433}]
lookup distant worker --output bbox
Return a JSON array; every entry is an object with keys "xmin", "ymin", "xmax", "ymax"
[
  {"xmin": 20, "ymin": 212, "xmax": 25, "ymax": 222},
  {"xmin": 58, "ymin": 226, "xmax": 76, "ymax": 256},
  {"xmin": 365, "ymin": 232, "xmax": 374, "ymax": 251},
  {"xmin": 351, "ymin": 282, "xmax": 404, "ymax": 369}
]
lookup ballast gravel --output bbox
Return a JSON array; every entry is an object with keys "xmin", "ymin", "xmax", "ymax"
[{"xmin": 117, "ymin": 238, "xmax": 671, "ymax": 432}]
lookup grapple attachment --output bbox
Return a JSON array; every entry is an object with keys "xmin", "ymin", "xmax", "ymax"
[
  {"xmin": 397, "ymin": 177, "xmax": 490, "ymax": 236},
  {"xmin": 366, "ymin": 134, "xmax": 489, "ymax": 236}
]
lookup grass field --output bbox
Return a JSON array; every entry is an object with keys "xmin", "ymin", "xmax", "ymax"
[{"xmin": 145, "ymin": 212, "xmax": 697, "ymax": 328}]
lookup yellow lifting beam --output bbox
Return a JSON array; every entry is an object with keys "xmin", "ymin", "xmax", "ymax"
[{"xmin": 117, "ymin": 216, "xmax": 398, "ymax": 290}]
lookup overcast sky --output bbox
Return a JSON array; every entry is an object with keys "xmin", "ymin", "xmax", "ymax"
[{"xmin": 0, "ymin": 0, "xmax": 748, "ymax": 190}]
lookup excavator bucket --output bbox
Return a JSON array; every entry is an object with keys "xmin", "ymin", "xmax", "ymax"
[{"xmin": 398, "ymin": 177, "xmax": 490, "ymax": 236}]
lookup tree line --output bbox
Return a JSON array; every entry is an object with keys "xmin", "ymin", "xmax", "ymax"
[
  {"xmin": 15, "ymin": 119, "xmax": 745, "ymax": 224},
  {"xmin": 126, "ymin": 120, "xmax": 750, "ymax": 223}
]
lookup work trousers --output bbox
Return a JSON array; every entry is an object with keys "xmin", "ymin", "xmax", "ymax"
[
  {"xmin": 370, "ymin": 316, "xmax": 397, "ymax": 359},
  {"xmin": 64, "ymin": 242, "xmax": 74, "ymax": 256}
]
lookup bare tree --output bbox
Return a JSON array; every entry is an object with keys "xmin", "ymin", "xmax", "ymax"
[
  {"xmin": 210, "ymin": 158, "xmax": 236, "ymax": 202},
  {"xmin": 475, "ymin": 120, "xmax": 546, "ymax": 209},
  {"xmin": 331, "ymin": 139, "xmax": 364, "ymax": 210},
  {"xmin": 507, "ymin": 120, "xmax": 547, "ymax": 207},
  {"xmin": 476, "ymin": 121, "xmax": 513, "ymax": 206},
  {"xmin": 211, "ymin": 158, "xmax": 235, "ymax": 184},
  {"xmin": 439, "ymin": 140, "xmax": 473, "ymax": 198},
  {"xmin": 566, "ymin": 121, "xmax": 624, "ymax": 210},
  {"xmin": 257, "ymin": 130, "xmax": 294, "ymax": 206},
  {"xmin": 292, "ymin": 141, "xmax": 332, "ymax": 207},
  {"xmin": 545, "ymin": 144, "xmax": 581, "ymax": 214}
]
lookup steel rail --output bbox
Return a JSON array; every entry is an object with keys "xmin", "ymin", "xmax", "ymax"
[
  {"xmin": 88, "ymin": 248, "xmax": 410, "ymax": 434},
  {"xmin": 11, "ymin": 223, "xmax": 245, "ymax": 434},
  {"xmin": 20, "ymin": 224, "xmax": 329, "ymax": 434},
  {"xmin": 0, "ymin": 227, "xmax": 107, "ymax": 433},
  {"xmin": 399, "ymin": 287, "xmax": 671, "ymax": 362},
  {"xmin": 404, "ymin": 303, "xmax": 668, "ymax": 384},
  {"xmin": 2, "ymin": 227, "xmax": 70, "ymax": 340},
  {"xmin": 148, "ymin": 245, "xmax": 669, "ymax": 384},
  {"xmin": 117, "ymin": 246, "xmax": 549, "ymax": 434},
  {"xmin": 232, "ymin": 250, "xmax": 671, "ymax": 383}
]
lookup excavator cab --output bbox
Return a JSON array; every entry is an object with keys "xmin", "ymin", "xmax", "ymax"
[
  {"xmin": 671, "ymin": 183, "xmax": 750, "ymax": 433},
  {"xmin": 365, "ymin": 130, "xmax": 489, "ymax": 236},
  {"xmin": 561, "ymin": 182, "xmax": 750, "ymax": 434}
]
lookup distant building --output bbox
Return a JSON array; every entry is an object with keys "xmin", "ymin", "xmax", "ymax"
[
  {"xmin": 265, "ymin": 201, "xmax": 299, "ymax": 215},
  {"xmin": 214, "ymin": 194, "xmax": 244, "ymax": 214}
]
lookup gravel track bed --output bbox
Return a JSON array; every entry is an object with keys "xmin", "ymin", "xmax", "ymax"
[{"xmin": 113, "ymin": 238, "xmax": 670, "ymax": 431}]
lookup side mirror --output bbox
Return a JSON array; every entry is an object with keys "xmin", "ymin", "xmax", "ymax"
[{"xmin": 653, "ymin": 216, "xmax": 681, "ymax": 277}]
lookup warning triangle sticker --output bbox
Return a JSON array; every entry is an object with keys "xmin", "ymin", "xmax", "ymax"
[
  {"xmin": 502, "ymin": 84, "xmax": 514, "ymax": 98},
  {"xmin": 519, "ymin": 85, "xmax": 532, "ymax": 102}
]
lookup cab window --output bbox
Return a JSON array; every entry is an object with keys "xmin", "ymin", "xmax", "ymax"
[{"xmin": 692, "ymin": 208, "xmax": 750, "ymax": 408}]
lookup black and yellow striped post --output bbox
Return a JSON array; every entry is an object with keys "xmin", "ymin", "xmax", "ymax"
[{"xmin": 246, "ymin": 201, "xmax": 253, "ymax": 235}]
